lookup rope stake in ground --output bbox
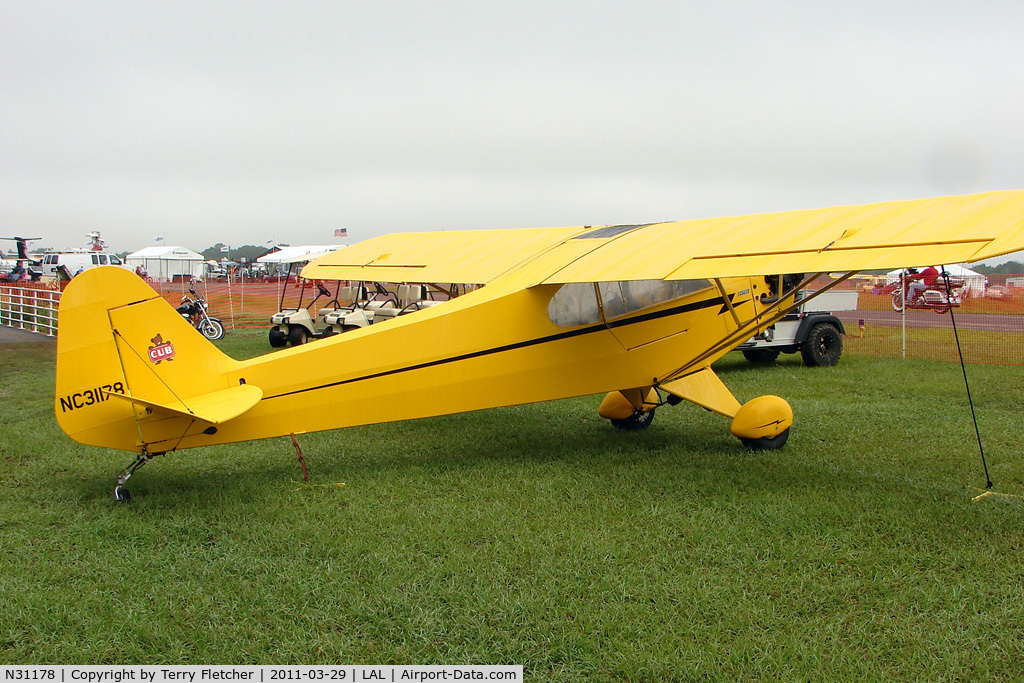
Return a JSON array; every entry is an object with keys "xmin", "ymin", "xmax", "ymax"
[{"xmin": 969, "ymin": 487, "xmax": 1022, "ymax": 503}]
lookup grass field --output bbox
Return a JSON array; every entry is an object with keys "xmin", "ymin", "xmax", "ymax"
[{"xmin": 2, "ymin": 331, "xmax": 1024, "ymax": 679}]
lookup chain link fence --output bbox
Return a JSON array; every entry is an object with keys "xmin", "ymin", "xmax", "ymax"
[{"xmin": 809, "ymin": 274, "xmax": 1024, "ymax": 366}]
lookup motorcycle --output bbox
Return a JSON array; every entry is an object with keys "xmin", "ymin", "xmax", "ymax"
[
  {"xmin": 176, "ymin": 287, "xmax": 226, "ymax": 340},
  {"xmin": 889, "ymin": 274, "xmax": 965, "ymax": 314}
]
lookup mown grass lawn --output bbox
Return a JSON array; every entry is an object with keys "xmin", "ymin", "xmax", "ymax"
[{"xmin": 2, "ymin": 332, "xmax": 1023, "ymax": 680}]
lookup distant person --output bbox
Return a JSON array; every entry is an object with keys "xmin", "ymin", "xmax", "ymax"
[
  {"xmin": 10, "ymin": 260, "xmax": 26, "ymax": 281},
  {"xmin": 135, "ymin": 265, "xmax": 147, "ymax": 278},
  {"xmin": 74, "ymin": 265, "xmax": 84, "ymax": 277},
  {"xmin": 906, "ymin": 266, "xmax": 940, "ymax": 304}
]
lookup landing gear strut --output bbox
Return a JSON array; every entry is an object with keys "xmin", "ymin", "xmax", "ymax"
[{"xmin": 113, "ymin": 449, "xmax": 162, "ymax": 502}]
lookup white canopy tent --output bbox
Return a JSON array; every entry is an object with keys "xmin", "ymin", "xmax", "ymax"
[
  {"xmin": 257, "ymin": 245, "xmax": 345, "ymax": 278},
  {"xmin": 886, "ymin": 264, "xmax": 987, "ymax": 297},
  {"xmin": 257, "ymin": 244, "xmax": 345, "ymax": 265},
  {"xmin": 125, "ymin": 246, "xmax": 205, "ymax": 281}
]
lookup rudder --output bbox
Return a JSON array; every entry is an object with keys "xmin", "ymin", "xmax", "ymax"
[{"xmin": 55, "ymin": 267, "xmax": 242, "ymax": 452}]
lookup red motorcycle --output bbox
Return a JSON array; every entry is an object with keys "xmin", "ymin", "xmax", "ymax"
[{"xmin": 888, "ymin": 275, "xmax": 965, "ymax": 314}]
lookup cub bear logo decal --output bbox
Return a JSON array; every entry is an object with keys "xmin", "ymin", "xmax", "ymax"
[{"xmin": 147, "ymin": 334, "xmax": 175, "ymax": 364}]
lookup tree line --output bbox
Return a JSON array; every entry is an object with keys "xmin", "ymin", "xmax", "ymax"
[
  {"xmin": 972, "ymin": 261, "xmax": 1024, "ymax": 275},
  {"xmin": 199, "ymin": 243, "xmax": 288, "ymax": 263}
]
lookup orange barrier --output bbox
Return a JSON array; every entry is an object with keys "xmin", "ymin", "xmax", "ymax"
[
  {"xmin": 149, "ymin": 277, "xmax": 340, "ymax": 330},
  {"xmin": 4, "ymin": 276, "xmax": 1024, "ymax": 365}
]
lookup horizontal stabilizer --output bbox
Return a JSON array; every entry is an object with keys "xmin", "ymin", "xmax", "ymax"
[
  {"xmin": 660, "ymin": 368, "xmax": 741, "ymax": 418},
  {"xmin": 105, "ymin": 384, "xmax": 263, "ymax": 425}
]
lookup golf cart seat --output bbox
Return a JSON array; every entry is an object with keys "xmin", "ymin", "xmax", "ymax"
[
  {"xmin": 374, "ymin": 284, "xmax": 428, "ymax": 321},
  {"xmin": 318, "ymin": 285, "xmax": 369, "ymax": 326},
  {"xmin": 397, "ymin": 284, "xmax": 428, "ymax": 307},
  {"xmin": 338, "ymin": 285, "xmax": 368, "ymax": 306},
  {"xmin": 371, "ymin": 303, "xmax": 402, "ymax": 320}
]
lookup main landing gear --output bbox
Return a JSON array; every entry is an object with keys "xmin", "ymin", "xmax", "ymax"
[
  {"xmin": 113, "ymin": 449, "xmax": 162, "ymax": 502},
  {"xmin": 729, "ymin": 395, "xmax": 793, "ymax": 450},
  {"xmin": 598, "ymin": 388, "xmax": 793, "ymax": 450}
]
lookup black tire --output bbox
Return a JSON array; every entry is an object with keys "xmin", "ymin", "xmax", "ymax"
[
  {"xmin": 199, "ymin": 318, "xmax": 225, "ymax": 340},
  {"xmin": 891, "ymin": 290, "xmax": 905, "ymax": 312},
  {"xmin": 742, "ymin": 348, "xmax": 781, "ymax": 364},
  {"xmin": 933, "ymin": 302, "xmax": 949, "ymax": 314},
  {"xmin": 114, "ymin": 487, "xmax": 132, "ymax": 503},
  {"xmin": 287, "ymin": 326, "xmax": 308, "ymax": 346},
  {"xmin": 269, "ymin": 327, "xmax": 288, "ymax": 348},
  {"xmin": 740, "ymin": 427, "xmax": 790, "ymax": 450},
  {"xmin": 611, "ymin": 408, "xmax": 655, "ymax": 430},
  {"xmin": 800, "ymin": 323, "xmax": 842, "ymax": 367}
]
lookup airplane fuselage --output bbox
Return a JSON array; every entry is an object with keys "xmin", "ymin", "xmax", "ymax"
[{"xmin": 56, "ymin": 266, "xmax": 776, "ymax": 455}]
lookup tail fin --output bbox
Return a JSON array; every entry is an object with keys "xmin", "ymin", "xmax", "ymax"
[{"xmin": 55, "ymin": 267, "xmax": 259, "ymax": 453}]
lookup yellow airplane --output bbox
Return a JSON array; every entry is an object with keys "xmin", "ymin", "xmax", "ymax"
[{"xmin": 54, "ymin": 190, "xmax": 1024, "ymax": 500}]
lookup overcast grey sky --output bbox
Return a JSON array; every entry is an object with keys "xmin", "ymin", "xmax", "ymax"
[{"xmin": 2, "ymin": 0, "xmax": 1023, "ymax": 256}]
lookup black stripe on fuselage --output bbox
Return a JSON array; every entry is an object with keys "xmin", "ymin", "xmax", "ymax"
[{"xmin": 264, "ymin": 292, "xmax": 737, "ymax": 401}]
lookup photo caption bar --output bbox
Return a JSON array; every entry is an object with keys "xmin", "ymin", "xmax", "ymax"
[{"xmin": 0, "ymin": 667, "xmax": 523, "ymax": 683}]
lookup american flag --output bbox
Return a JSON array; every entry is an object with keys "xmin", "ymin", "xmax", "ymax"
[{"xmin": 334, "ymin": 228, "xmax": 348, "ymax": 238}]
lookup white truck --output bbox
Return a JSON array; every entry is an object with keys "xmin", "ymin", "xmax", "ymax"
[{"xmin": 737, "ymin": 289, "xmax": 859, "ymax": 367}]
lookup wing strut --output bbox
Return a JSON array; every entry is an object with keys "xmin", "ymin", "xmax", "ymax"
[
  {"xmin": 712, "ymin": 279, "xmax": 743, "ymax": 328},
  {"xmin": 659, "ymin": 271, "xmax": 858, "ymax": 385}
]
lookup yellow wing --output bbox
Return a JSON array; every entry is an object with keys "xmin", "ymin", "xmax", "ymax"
[
  {"xmin": 301, "ymin": 226, "xmax": 583, "ymax": 283},
  {"xmin": 540, "ymin": 190, "xmax": 1024, "ymax": 284},
  {"xmin": 301, "ymin": 191, "xmax": 1024, "ymax": 287}
]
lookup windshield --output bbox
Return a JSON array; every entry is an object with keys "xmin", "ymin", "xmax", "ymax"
[{"xmin": 547, "ymin": 279, "xmax": 713, "ymax": 327}]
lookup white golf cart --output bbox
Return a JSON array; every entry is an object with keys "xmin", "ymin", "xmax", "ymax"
[
  {"xmin": 259, "ymin": 245, "xmax": 346, "ymax": 348},
  {"xmin": 321, "ymin": 283, "xmax": 451, "ymax": 332}
]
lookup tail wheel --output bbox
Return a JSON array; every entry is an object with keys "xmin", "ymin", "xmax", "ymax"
[{"xmin": 611, "ymin": 408, "xmax": 655, "ymax": 430}]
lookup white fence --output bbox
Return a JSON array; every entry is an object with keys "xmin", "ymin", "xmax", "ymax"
[{"xmin": 0, "ymin": 285, "xmax": 61, "ymax": 337}]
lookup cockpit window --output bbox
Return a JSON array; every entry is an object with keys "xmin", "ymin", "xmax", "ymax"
[
  {"xmin": 548, "ymin": 279, "xmax": 713, "ymax": 327},
  {"xmin": 547, "ymin": 283, "xmax": 601, "ymax": 327}
]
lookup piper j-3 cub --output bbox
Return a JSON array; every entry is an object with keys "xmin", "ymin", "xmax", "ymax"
[{"xmin": 55, "ymin": 191, "xmax": 1024, "ymax": 500}]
